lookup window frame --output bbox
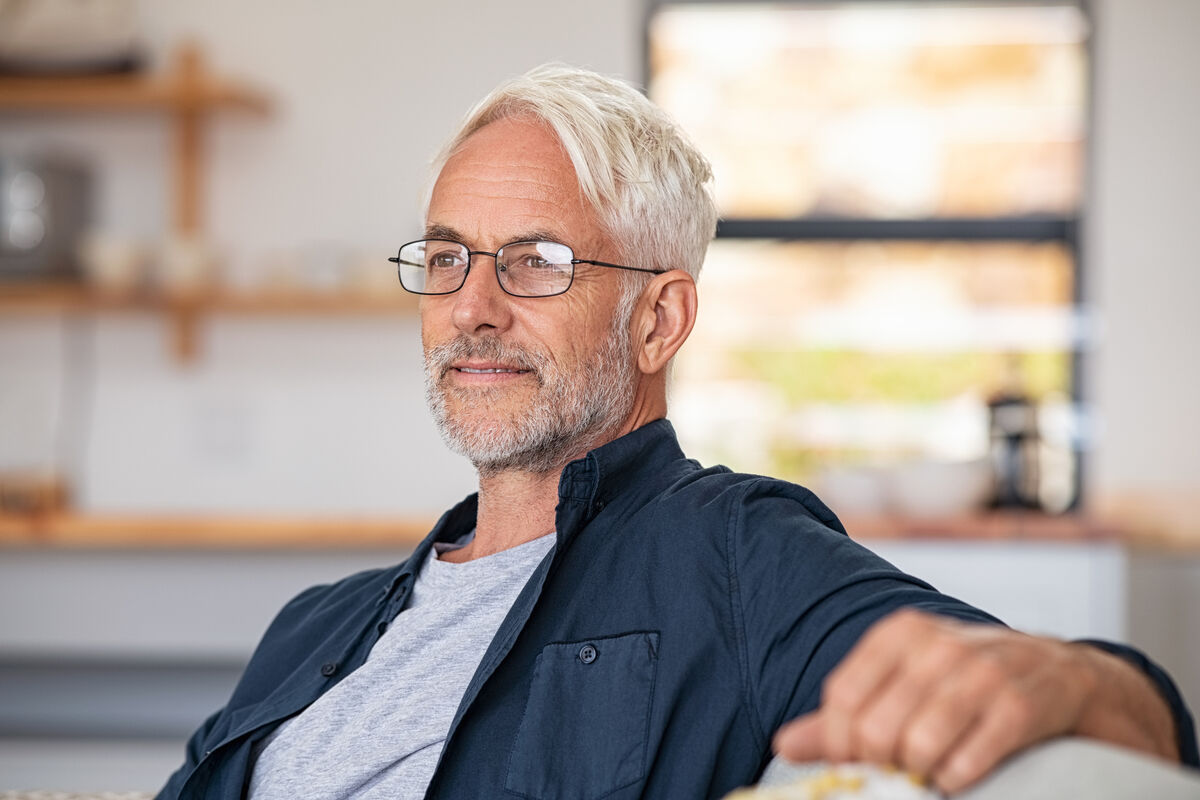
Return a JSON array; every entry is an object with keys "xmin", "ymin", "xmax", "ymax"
[{"xmin": 643, "ymin": 0, "xmax": 1092, "ymax": 510}]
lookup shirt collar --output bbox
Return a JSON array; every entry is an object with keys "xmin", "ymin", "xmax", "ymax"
[
  {"xmin": 381, "ymin": 418, "xmax": 690, "ymax": 602},
  {"xmin": 557, "ymin": 418, "xmax": 687, "ymax": 510}
]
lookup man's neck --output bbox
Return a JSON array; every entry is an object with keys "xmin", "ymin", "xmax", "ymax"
[
  {"xmin": 445, "ymin": 420, "xmax": 631, "ymax": 563},
  {"xmin": 442, "ymin": 389, "xmax": 667, "ymax": 563},
  {"xmin": 439, "ymin": 469, "xmax": 562, "ymax": 563}
]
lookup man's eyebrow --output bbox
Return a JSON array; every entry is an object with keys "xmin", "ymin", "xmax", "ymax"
[
  {"xmin": 421, "ymin": 225, "xmax": 569, "ymax": 247},
  {"xmin": 514, "ymin": 230, "xmax": 567, "ymax": 245},
  {"xmin": 424, "ymin": 223, "xmax": 463, "ymax": 241}
]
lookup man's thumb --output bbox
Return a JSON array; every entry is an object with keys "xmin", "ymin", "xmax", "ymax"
[{"xmin": 772, "ymin": 712, "xmax": 824, "ymax": 762}]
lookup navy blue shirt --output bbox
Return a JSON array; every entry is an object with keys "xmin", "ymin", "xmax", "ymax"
[{"xmin": 158, "ymin": 420, "xmax": 1197, "ymax": 799}]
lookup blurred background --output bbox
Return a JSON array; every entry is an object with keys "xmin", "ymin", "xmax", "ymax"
[{"xmin": 0, "ymin": 0, "xmax": 1197, "ymax": 790}]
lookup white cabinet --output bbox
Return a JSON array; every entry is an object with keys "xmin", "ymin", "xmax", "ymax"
[{"xmin": 864, "ymin": 539, "xmax": 1128, "ymax": 640}]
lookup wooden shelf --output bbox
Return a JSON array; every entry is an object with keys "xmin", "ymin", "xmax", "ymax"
[
  {"xmin": 0, "ymin": 510, "xmax": 1130, "ymax": 551},
  {"xmin": 0, "ymin": 281, "xmax": 420, "ymax": 359},
  {"xmin": 0, "ymin": 512, "xmax": 432, "ymax": 550},
  {"xmin": 0, "ymin": 43, "xmax": 270, "ymax": 239},
  {"xmin": 0, "ymin": 66, "xmax": 269, "ymax": 113},
  {"xmin": 0, "ymin": 281, "xmax": 418, "ymax": 313}
]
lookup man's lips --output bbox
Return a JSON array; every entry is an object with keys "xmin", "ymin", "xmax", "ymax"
[
  {"xmin": 448, "ymin": 361, "xmax": 533, "ymax": 377},
  {"xmin": 456, "ymin": 367, "xmax": 530, "ymax": 374}
]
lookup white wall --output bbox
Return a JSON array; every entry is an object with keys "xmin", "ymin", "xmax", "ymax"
[
  {"xmin": 0, "ymin": 0, "xmax": 644, "ymax": 514},
  {"xmin": 1088, "ymin": 0, "xmax": 1200, "ymax": 493}
]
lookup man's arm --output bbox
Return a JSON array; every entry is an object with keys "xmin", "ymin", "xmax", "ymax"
[{"xmin": 772, "ymin": 610, "xmax": 1189, "ymax": 794}]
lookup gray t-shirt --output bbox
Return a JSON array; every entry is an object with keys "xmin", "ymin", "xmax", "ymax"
[{"xmin": 248, "ymin": 531, "xmax": 555, "ymax": 800}]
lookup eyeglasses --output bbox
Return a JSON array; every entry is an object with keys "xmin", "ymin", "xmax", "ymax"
[{"xmin": 389, "ymin": 239, "xmax": 665, "ymax": 298}]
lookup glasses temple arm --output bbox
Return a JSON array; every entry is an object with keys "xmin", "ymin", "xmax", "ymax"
[{"xmin": 574, "ymin": 259, "xmax": 667, "ymax": 275}]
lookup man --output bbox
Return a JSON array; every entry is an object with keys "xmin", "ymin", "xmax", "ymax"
[{"xmin": 159, "ymin": 65, "xmax": 1196, "ymax": 800}]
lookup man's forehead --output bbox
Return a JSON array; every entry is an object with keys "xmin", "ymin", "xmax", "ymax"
[
  {"xmin": 425, "ymin": 117, "xmax": 606, "ymax": 251},
  {"xmin": 423, "ymin": 179, "xmax": 579, "ymax": 247},
  {"xmin": 439, "ymin": 118, "xmax": 574, "ymax": 184}
]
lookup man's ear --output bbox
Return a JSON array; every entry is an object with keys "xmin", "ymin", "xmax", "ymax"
[{"xmin": 633, "ymin": 270, "xmax": 698, "ymax": 375}]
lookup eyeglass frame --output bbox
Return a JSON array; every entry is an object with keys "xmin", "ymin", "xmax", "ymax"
[{"xmin": 389, "ymin": 238, "xmax": 667, "ymax": 298}]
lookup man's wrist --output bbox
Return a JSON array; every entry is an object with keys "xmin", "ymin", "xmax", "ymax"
[{"xmin": 1071, "ymin": 641, "xmax": 1181, "ymax": 762}]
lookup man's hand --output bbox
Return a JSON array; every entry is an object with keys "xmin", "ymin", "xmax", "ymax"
[{"xmin": 772, "ymin": 609, "xmax": 1179, "ymax": 794}]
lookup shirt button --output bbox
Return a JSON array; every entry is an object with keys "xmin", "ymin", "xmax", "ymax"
[
  {"xmin": 578, "ymin": 644, "xmax": 598, "ymax": 664},
  {"xmin": 320, "ymin": 662, "xmax": 338, "ymax": 677}
]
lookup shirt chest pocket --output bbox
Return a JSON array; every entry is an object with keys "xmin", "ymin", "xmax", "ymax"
[{"xmin": 505, "ymin": 631, "xmax": 660, "ymax": 800}]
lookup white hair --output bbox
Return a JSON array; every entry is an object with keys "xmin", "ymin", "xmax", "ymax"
[{"xmin": 429, "ymin": 63, "xmax": 719, "ymax": 279}]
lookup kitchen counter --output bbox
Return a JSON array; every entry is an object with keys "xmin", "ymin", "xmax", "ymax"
[{"xmin": 0, "ymin": 509, "xmax": 1132, "ymax": 550}]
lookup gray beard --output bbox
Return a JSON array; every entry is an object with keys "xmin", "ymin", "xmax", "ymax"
[{"xmin": 423, "ymin": 303, "xmax": 639, "ymax": 478}]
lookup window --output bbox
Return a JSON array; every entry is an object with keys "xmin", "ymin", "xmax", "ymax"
[{"xmin": 648, "ymin": 1, "xmax": 1089, "ymax": 513}]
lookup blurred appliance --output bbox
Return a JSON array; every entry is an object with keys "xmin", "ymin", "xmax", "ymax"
[
  {"xmin": 988, "ymin": 390, "xmax": 1041, "ymax": 509},
  {"xmin": 0, "ymin": 155, "xmax": 92, "ymax": 280},
  {"xmin": 0, "ymin": 471, "xmax": 69, "ymax": 514},
  {"xmin": 0, "ymin": 0, "xmax": 142, "ymax": 74}
]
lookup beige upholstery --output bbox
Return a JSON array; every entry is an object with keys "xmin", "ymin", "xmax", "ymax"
[{"xmin": 757, "ymin": 738, "xmax": 1200, "ymax": 798}]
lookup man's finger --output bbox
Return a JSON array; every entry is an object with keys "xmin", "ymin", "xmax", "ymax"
[
  {"xmin": 930, "ymin": 685, "xmax": 1055, "ymax": 794},
  {"xmin": 850, "ymin": 634, "xmax": 976, "ymax": 765},
  {"xmin": 894, "ymin": 655, "xmax": 1005, "ymax": 778},
  {"xmin": 772, "ymin": 712, "xmax": 824, "ymax": 762},
  {"xmin": 819, "ymin": 610, "xmax": 940, "ymax": 760},
  {"xmin": 824, "ymin": 610, "xmax": 933, "ymax": 714}
]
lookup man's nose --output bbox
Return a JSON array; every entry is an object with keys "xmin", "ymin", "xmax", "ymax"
[{"xmin": 451, "ymin": 252, "xmax": 512, "ymax": 335}]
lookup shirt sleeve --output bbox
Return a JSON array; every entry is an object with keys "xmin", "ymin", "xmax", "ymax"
[
  {"xmin": 728, "ymin": 483, "xmax": 1001, "ymax": 745},
  {"xmin": 729, "ymin": 482, "xmax": 1199, "ymax": 769}
]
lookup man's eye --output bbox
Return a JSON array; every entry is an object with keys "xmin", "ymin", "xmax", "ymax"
[
  {"xmin": 514, "ymin": 254, "xmax": 553, "ymax": 270},
  {"xmin": 427, "ymin": 252, "xmax": 462, "ymax": 269}
]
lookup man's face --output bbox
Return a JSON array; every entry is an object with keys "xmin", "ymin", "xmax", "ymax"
[{"xmin": 420, "ymin": 116, "xmax": 640, "ymax": 475}]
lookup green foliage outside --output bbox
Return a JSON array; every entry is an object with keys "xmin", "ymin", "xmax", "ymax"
[{"xmin": 730, "ymin": 349, "xmax": 1070, "ymax": 405}]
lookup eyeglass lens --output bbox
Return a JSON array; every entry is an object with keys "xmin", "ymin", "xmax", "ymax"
[{"xmin": 396, "ymin": 240, "xmax": 575, "ymax": 297}]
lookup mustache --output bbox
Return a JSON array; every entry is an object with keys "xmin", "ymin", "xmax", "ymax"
[{"xmin": 425, "ymin": 335, "xmax": 550, "ymax": 385}]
